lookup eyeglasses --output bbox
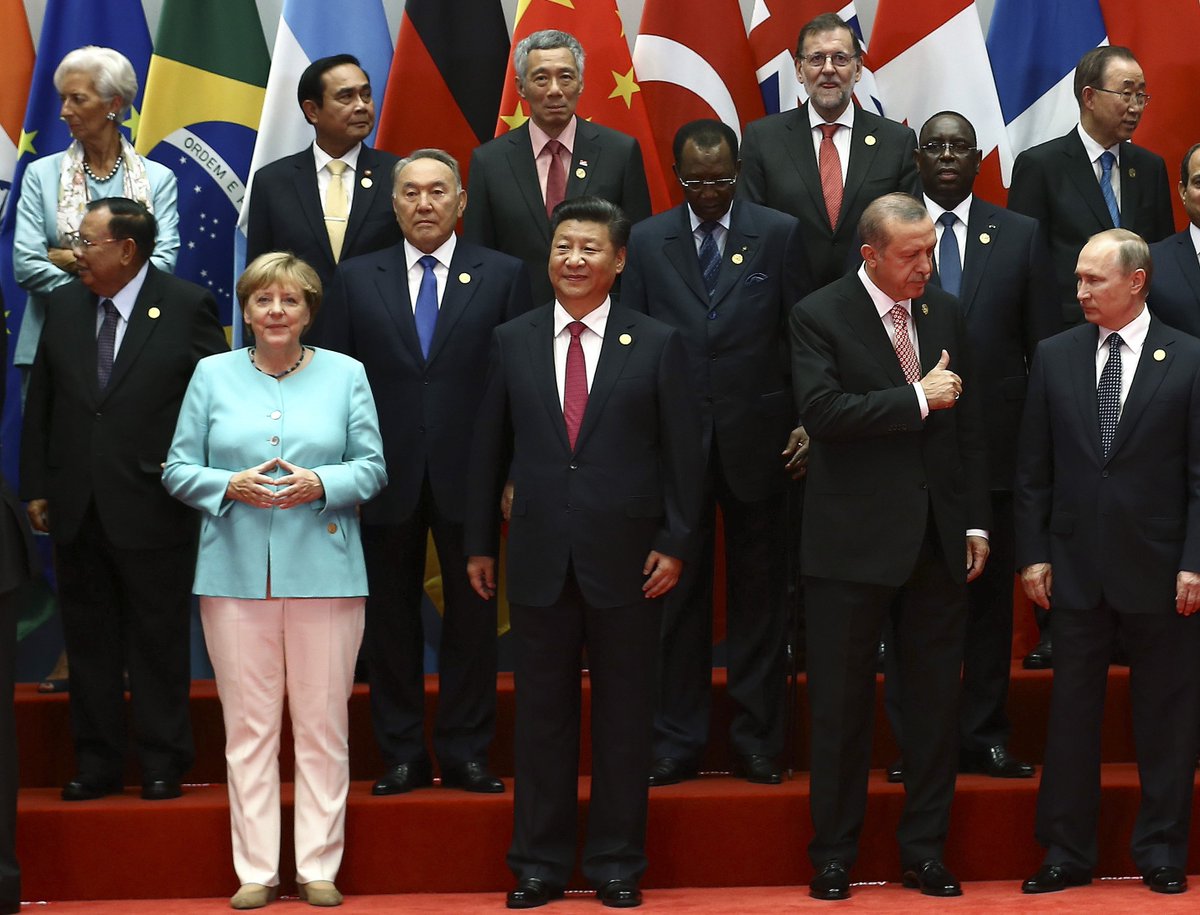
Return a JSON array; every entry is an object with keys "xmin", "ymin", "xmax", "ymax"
[
  {"xmin": 676, "ymin": 176, "xmax": 737, "ymax": 191},
  {"xmin": 1091, "ymin": 87, "xmax": 1150, "ymax": 107},
  {"xmin": 917, "ymin": 141, "xmax": 979, "ymax": 157},
  {"xmin": 800, "ymin": 52, "xmax": 858, "ymax": 70},
  {"xmin": 66, "ymin": 232, "xmax": 122, "ymax": 249}
]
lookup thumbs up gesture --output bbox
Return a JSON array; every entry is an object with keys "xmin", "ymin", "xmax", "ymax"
[{"xmin": 920, "ymin": 349, "xmax": 963, "ymax": 410}]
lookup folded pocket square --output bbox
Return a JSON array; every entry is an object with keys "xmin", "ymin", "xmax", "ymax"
[{"xmin": 745, "ymin": 272, "xmax": 768, "ymax": 285}]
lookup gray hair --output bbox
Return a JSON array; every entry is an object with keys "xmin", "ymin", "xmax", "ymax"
[
  {"xmin": 513, "ymin": 29, "xmax": 585, "ymax": 87},
  {"xmin": 1092, "ymin": 228, "xmax": 1153, "ymax": 286},
  {"xmin": 859, "ymin": 193, "xmax": 930, "ymax": 251},
  {"xmin": 392, "ymin": 148, "xmax": 463, "ymax": 193},
  {"xmin": 54, "ymin": 46, "xmax": 138, "ymax": 118}
]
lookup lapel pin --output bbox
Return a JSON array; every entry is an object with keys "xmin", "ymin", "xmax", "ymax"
[
  {"xmin": 864, "ymin": 134, "xmax": 877, "ymax": 146},
  {"xmin": 1128, "ymin": 168, "xmax": 1136, "ymax": 178},
  {"xmin": 731, "ymin": 252, "xmax": 744, "ymax": 265},
  {"xmin": 979, "ymin": 232, "xmax": 991, "ymax": 245},
  {"xmin": 1154, "ymin": 348, "xmax": 1166, "ymax": 361},
  {"xmin": 148, "ymin": 306, "xmax": 161, "ymax": 319},
  {"xmin": 619, "ymin": 333, "xmax": 632, "ymax": 345},
  {"xmin": 361, "ymin": 169, "xmax": 373, "ymax": 189},
  {"xmin": 458, "ymin": 272, "xmax": 471, "ymax": 284},
  {"xmin": 575, "ymin": 167, "xmax": 586, "ymax": 179},
  {"xmin": 921, "ymin": 303, "xmax": 929, "ymax": 315}
]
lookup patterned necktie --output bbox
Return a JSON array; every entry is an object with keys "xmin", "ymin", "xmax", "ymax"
[
  {"xmin": 97, "ymin": 298, "xmax": 120, "ymax": 389},
  {"xmin": 890, "ymin": 304, "xmax": 921, "ymax": 383},
  {"xmin": 544, "ymin": 139, "xmax": 567, "ymax": 218},
  {"xmin": 325, "ymin": 159, "xmax": 349, "ymax": 261},
  {"xmin": 414, "ymin": 255, "xmax": 439, "ymax": 358},
  {"xmin": 563, "ymin": 321, "xmax": 588, "ymax": 448},
  {"xmin": 1098, "ymin": 331, "xmax": 1123, "ymax": 458},
  {"xmin": 818, "ymin": 123, "xmax": 843, "ymax": 229},
  {"xmin": 937, "ymin": 211, "xmax": 962, "ymax": 297},
  {"xmin": 698, "ymin": 221, "xmax": 721, "ymax": 297},
  {"xmin": 1099, "ymin": 151, "xmax": 1120, "ymax": 228}
]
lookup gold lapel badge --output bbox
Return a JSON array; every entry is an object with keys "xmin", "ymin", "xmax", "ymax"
[
  {"xmin": 619, "ymin": 333, "xmax": 633, "ymax": 345},
  {"xmin": 148, "ymin": 306, "xmax": 161, "ymax": 319},
  {"xmin": 921, "ymin": 303, "xmax": 929, "ymax": 315},
  {"xmin": 979, "ymin": 232, "xmax": 991, "ymax": 245},
  {"xmin": 1128, "ymin": 168, "xmax": 1136, "ymax": 178},
  {"xmin": 731, "ymin": 252, "xmax": 744, "ymax": 265},
  {"xmin": 458, "ymin": 272, "xmax": 471, "ymax": 284},
  {"xmin": 864, "ymin": 135, "xmax": 877, "ymax": 146},
  {"xmin": 1154, "ymin": 348, "xmax": 1166, "ymax": 361},
  {"xmin": 575, "ymin": 167, "xmax": 587, "ymax": 179}
]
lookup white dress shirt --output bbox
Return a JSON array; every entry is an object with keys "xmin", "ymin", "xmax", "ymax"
[
  {"xmin": 552, "ymin": 298, "xmax": 609, "ymax": 407},
  {"xmin": 687, "ymin": 205, "xmax": 731, "ymax": 255},
  {"xmin": 403, "ymin": 235, "xmax": 457, "ymax": 313},
  {"xmin": 1077, "ymin": 124, "xmax": 1122, "ymax": 209},
  {"xmin": 1095, "ymin": 303, "xmax": 1151, "ymax": 414},
  {"xmin": 1190, "ymin": 223, "xmax": 1200, "ymax": 265},
  {"xmin": 95, "ymin": 259, "xmax": 150, "ymax": 356},
  {"xmin": 808, "ymin": 102, "xmax": 854, "ymax": 185},
  {"xmin": 924, "ymin": 194, "xmax": 972, "ymax": 275}
]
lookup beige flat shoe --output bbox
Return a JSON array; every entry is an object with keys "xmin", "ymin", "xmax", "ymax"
[
  {"xmin": 297, "ymin": 880, "xmax": 343, "ymax": 906},
  {"xmin": 230, "ymin": 883, "xmax": 278, "ymax": 909}
]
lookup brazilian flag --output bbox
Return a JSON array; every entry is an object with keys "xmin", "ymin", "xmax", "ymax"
[{"xmin": 136, "ymin": 0, "xmax": 269, "ymax": 332}]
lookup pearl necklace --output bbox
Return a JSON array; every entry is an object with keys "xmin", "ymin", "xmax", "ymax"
[
  {"xmin": 82, "ymin": 156, "xmax": 122, "ymax": 183},
  {"xmin": 249, "ymin": 346, "xmax": 309, "ymax": 379}
]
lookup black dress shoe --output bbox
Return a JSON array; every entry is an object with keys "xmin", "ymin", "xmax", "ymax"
[
  {"xmin": 441, "ymin": 761, "xmax": 505, "ymax": 793},
  {"xmin": 1143, "ymin": 866, "xmax": 1187, "ymax": 894},
  {"xmin": 902, "ymin": 859, "xmax": 962, "ymax": 897},
  {"xmin": 734, "ymin": 754, "xmax": 782, "ymax": 784},
  {"xmin": 648, "ymin": 757, "xmax": 697, "ymax": 787},
  {"xmin": 961, "ymin": 746, "xmax": 1035, "ymax": 778},
  {"xmin": 141, "ymin": 778, "xmax": 182, "ymax": 800},
  {"xmin": 597, "ymin": 879, "xmax": 642, "ymax": 908},
  {"xmin": 1021, "ymin": 864, "xmax": 1091, "ymax": 893},
  {"xmin": 371, "ymin": 759, "xmax": 433, "ymax": 796},
  {"xmin": 61, "ymin": 777, "xmax": 122, "ymax": 801},
  {"xmin": 886, "ymin": 759, "xmax": 903, "ymax": 783},
  {"xmin": 506, "ymin": 877, "xmax": 563, "ymax": 909},
  {"xmin": 810, "ymin": 859, "xmax": 850, "ymax": 900},
  {"xmin": 1023, "ymin": 637, "xmax": 1053, "ymax": 669}
]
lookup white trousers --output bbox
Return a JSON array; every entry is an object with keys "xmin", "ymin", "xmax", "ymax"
[{"xmin": 201, "ymin": 595, "xmax": 364, "ymax": 886}]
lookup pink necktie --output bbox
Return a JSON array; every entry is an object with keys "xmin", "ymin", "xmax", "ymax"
[
  {"xmin": 563, "ymin": 321, "xmax": 588, "ymax": 448},
  {"xmin": 890, "ymin": 304, "xmax": 921, "ymax": 383},
  {"xmin": 544, "ymin": 139, "xmax": 567, "ymax": 219},
  {"xmin": 819, "ymin": 123, "xmax": 843, "ymax": 229}
]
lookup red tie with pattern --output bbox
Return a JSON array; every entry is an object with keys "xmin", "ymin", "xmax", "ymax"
[
  {"xmin": 890, "ymin": 304, "xmax": 921, "ymax": 383},
  {"xmin": 819, "ymin": 123, "xmax": 843, "ymax": 229},
  {"xmin": 544, "ymin": 139, "xmax": 567, "ymax": 218},
  {"xmin": 563, "ymin": 321, "xmax": 588, "ymax": 448}
]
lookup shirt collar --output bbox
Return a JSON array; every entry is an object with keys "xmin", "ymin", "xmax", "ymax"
[
  {"xmin": 403, "ymin": 234, "xmax": 457, "ymax": 272},
  {"xmin": 529, "ymin": 117, "xmax": 578, "ymax": 158},
  {"xmin": 1189, "ymin": 222, "xmax": 1200, "ymax": 257},
  {"xmin": 105, "ymin": 260, "xmax": 150, "ymax": 320},
  {"xmin": 553, "ymin": 297, "xmax": 610, "ymax": 338},
  {"xmin": 687, "ymin": 203, "xmax": 732, "ymax": 233},
  {"xmin": 1097, "ymin": 303, "xmax": 1150, "ymax": 354},
  {"xmin": 312, "ymin": 141, "xmax": 363, "ymax": 174},
  {"xmin": 808, "ymin": 101, "xmax": 855, "ymax": 133},
  {"xmin": 923, "ymin": 193, "xmax": 973, "ymax": 227},
  {"xmin": 1076, "ymin": 123, "xmax": 1120, "ymax": 164},
  {"xmin": 858, "ymin": 262, "xmax": 908, "ymax": 319}
]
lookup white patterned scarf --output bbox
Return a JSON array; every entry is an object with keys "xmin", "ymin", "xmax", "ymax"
[{"xmin": 55, "ymin": 135, "xmax": 154, "ymax": 244}]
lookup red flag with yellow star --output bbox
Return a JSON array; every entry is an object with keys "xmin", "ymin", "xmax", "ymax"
[{"xmin": 495, "ymin": 0, "xmax": 671, "ymax": 212}]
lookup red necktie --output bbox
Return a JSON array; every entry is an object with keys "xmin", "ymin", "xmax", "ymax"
[
  {"xmin": 544, "ymin": 139, "xmax": 567, "ymax": 219},
  {"xmin": 563, "ymin": 321, "xmax": 588, "ymax": 448},
  {"xmin": 890, "ymin": 304, "xmax": 921, "ymax": 383},
  {"xmin": 819, "ymin": 123, "xmax": 843, "ymax": 229}
]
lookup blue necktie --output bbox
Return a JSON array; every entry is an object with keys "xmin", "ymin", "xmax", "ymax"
[
  {"xmin": 698, "ymin": 221, "xmax": 720, "ymax": 297},
  {"xmin": 1098, "ymin": 331, "xmax": 1123, "ymax": 458},
  {"xmin": 414, "ymin": 254, "xmax": 438, "ymax": 358},
  {"xmin": 1099, "ymin": 151, "xmax": 1120, "ymax": 228},
  {"xmin": 937, "ymin": 211, "xmax": 962, "ymax": 297}
]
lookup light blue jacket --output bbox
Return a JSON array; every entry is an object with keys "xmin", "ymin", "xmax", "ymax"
[
  {"xmin": 163, "ymin": 348, "xmax": 386, "ymax": 599},
  {"xmin": 12, "ymin": 150, "xmax": 180, "ymax": 366}
]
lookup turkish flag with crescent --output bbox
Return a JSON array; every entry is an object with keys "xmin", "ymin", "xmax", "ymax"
[
  {"xmin": 494, "ymin": 0, "xmax": 671, "ymax": 212},
  {"xmin": 633, "ymin": 0, "xmax": 765, "ymax": 208}
]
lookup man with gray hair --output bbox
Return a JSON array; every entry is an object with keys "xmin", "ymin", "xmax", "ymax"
[
  {"xmin": 321, "ymin": 149, "xmax": 533, "ymax": 797},
  {"xmin": 790, "ymin": 192, "xmax": 989, "ymax": 900},
  {"xmin": 464, "ymin": 29, "xmax": 652, "ymax": 305},
  {"xmin": 1015, "ymin": 228, "xmax": 1200, "ymax": 896}
]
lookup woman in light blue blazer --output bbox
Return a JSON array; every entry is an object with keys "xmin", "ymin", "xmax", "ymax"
[{"xmin": 164, "ymin": 253, "xmax": 385, "ymax": 911}]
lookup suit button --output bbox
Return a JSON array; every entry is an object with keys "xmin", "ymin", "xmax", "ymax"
[
  {"xmin": 418, "ymin": 425, "xmax": 426, "ymax": 433},
  {"xmin": 1101, "ymin": 470, "xmax": 1110, "ymax": 478},
  {"xmin": 423, "ymin": 379, "xmax": 430, "ymax": 385},
  {"xmin": 920, "ymin": 482, "xmax": 928, "ymax": 490},
  {"xmin": 708, "ymin": 311, "xmax": 718, "ymax": 320},
  {"xmin": 268, "ymin": 435, "xmax": 280, "ymax": 446},
  {"xmin": 709, "ymin": 352, "xmax": 717, "ymax": 360},
  {"xmin": 327, "ymin": 523, "xmax": 338, "ymax": 534},
  {"xmin": 270, "ymin": 410, "xmax": 281, "ymax": 420},
  {"xmin": 570, "ymin": 463, "xmax": 579, "ymax": 470}
]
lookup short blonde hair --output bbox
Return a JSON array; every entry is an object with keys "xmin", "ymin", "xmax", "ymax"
[{"xmin": 237, "ymin": 252, "xmax": 323, "ymax": 329}]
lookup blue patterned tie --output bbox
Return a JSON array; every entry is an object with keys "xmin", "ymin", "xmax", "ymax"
[
  {"xmin": 414, "ymin": 255, "xmax": 438, "ymax": 358},
  {"xmin": 96, "ymin": 298, "xmax": 119, "ymax": 389},
  {"xmin": 698, "ymin": 221, "xmax": 720, "ymax": 297},
  {"xmin": 1097, "ymin": 331, "xmax": 1123, "ymax": 458},
  {"xmin": 1099, "ymin": 152, "xmax": 1120, "ymax": 228},
  {"xmin": 937, "ymin": 211, "xmax": 962, "ymax": 297}
]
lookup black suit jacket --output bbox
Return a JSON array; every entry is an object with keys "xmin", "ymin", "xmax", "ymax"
[
  {"xmin": 790, "ymin": 274, "xmax": 989, "ymax": 587},
  {"xmin": 932, "ymin": 198, "xmax": 1060, "ymax": 490},
  {"xmin": 463, "ymin": 120, "xmax": 652, "ymax": 305},
  {"xmin": 320, "ymin": 239, "xmax": 533, "ymax": 524},
  {"xmin": 1007, "ymin": 129, "xmax": 1174, "ymax": 325},
  {"xmin": 246, "ymin": 144, "xmax": 403, "ymax": 296},
  {"xmin": 1014, "ymin": 317, "xmax": 1200, "ymax": 614},
  {"xmin": 1148, "ymin": 229, "xmax": 1200, "ymax": 338},
  {"xmin": 20, "ymin": 266, "xmax": 229, "ymax": 549},
  {"xmin": 464, "ymin": 303, "xmax": 702, "ymax": 608},
  {"xmin": 621, "ymin": 200, "xmax": 811, "ymax": 501},
  {"xmin": 739, "ymin": 103, "xmax": 920, "ymax": 288}
]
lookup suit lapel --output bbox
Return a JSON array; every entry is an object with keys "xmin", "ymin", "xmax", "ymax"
[
  {"xmin": 1069, "ymin": 326, "xmax": 1104, "ymax": 462},
  {"xmin": 103, "ymin": 269, "xmax": 163, "ymax": 398},
  {"xmin": 1062, "ymin": 131, "xmax": 1114, "ymax": 230},
  {"xmin": 374, "ymin": 248, "xmax": 425, "ymax": 364},
  {"xmin": 912, "ymin": 290, "xmax": 952, "ymax": 375},
  {"xmin": 783, "ymin": 105, "xmax": 827, "ymax": 227},
  {"xmin": 845, "ymin": 279, "xmax": 908, "ymax": 387},
  {"xmin": 567, "ymin": 122, "xmax": 600, "ymax": 199},
  {"xmin": 842, "ymin": 114, "xmax": 883, "ymax": 233},
  {"xmin": 959, "ymin": 201, "xmax": 999, "ymax": 314},
  {"xmin": 573, "ymin": 309, "xmax": 635, "ymax": 454},
  {"xmin": 525, "ymin": 308, "xmax": 571, "ymax": 452},
  {"xmin": 662, "ymin": 207, "xmax": 709, "ymax": 305},
  {"xmin": 1173, "ymin": 231, "xmax": 1200, "ymax": 304},
  {"xmin": 427, "ymin": 245, "xmax": 481, "ymax": 364},
  {"xmin": 1107, "ymin": 318, "xmax": 1172, "ymax": 461},
  {"xmin": 69, "ymin": 289, "xmax": 103, "ymax": 404},
  {"xmin": 710, "ymin": 206, "xmax": 756, "ymax": 308},
  {"xmin": 504, "ymin": 126, "xmax": 552, "ymax": 246},
  {"xmin": 343, "ymin": 145, "xmax": 384, "ymax": 254},
  {"xmin": 291, "ymin": 154, "xmax": 334, "ymax": 264}
]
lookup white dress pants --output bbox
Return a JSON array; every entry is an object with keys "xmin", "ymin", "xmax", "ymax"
[{"xmin": 201, "ymin": 595, "xmax": 364, "ymax": 886}]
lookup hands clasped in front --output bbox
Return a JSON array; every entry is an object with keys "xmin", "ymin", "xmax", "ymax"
[
  {"xmin": 920, "ymin": 349, "xmax": 963, "ymax": 410},
  {"xmin": 225, "ymin": 457, "xmax": 325, "ymax": 509}
]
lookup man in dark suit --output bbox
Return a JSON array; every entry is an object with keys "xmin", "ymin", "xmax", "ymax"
[
  {"xmin": 321, "ymin": 149, "xmax": 533, "ymax": 797},
  {"xmin": 791, "ymin": 193, "xmax": 990, "ymax": 900},
  {"xmin": 739, "ymin": 12, "xmax": 919, "ymax": 288},
  {"xmin": 1015, "ymin": 229, "xmax": 1200, "ymax": 897},
  {"xmin": 884, "ymin": 112, "xmax": 1058, "ymax": 781},
  {"xmin": 20, "ymin": 198, "xmax": 228, "ymax": 802},
  {"xmin": 465, "ymin": 197, "xmax": 701, "ymax": 909},
  {"xmin": 464, "ymin": 29, "xmax": 652, "ymax": 306},
  {"xmin": 1148, "ymin": 142, "xmax": 1200, "ymax": 337},
  {"xmin": 246, "ymin": 53, "xmax": 401, "ymax": 333},
  {"xmin": 1008, "ymin": 46, "xmax": 1174, "ymax": 330},
  {"xmin": 621, "ymin": 119, "xmax": 810, "ymax": 788}
]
